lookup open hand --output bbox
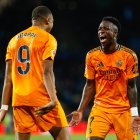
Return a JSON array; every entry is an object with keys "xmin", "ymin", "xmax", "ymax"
[{"xmin": 67, "ymin": 111, "xmax": 83, "ymax": 127}]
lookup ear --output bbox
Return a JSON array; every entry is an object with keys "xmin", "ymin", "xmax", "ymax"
[
  {"xmin": 114, "ymin": 31, "xmax": 118, "ymax": 38},
  {"xmin": 45, "ymin": 17, "xmax": 50, "ymax": 25}
]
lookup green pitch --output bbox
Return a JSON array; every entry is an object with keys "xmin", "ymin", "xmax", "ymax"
[{"xmin": 0, "ymin": 134, "xmax": 139, "ymax": 140}]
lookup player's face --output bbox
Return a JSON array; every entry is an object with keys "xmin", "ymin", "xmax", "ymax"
[{"xmin": 98, "ymin": 21, "xmax": 117, "ymax": 47}]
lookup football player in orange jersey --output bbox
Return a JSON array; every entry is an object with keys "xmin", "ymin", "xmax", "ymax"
[
  {"xmin": 68, "ymin": 17, "xmax": 139, "ymax": 140},
  {"xmin": 0, "ymin": 6, "xmax": 70, "ymax": 140}
]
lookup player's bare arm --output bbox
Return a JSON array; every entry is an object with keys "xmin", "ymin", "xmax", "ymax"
[
  {"xmin": 127, "ymin": 77, "xmax": 137, "ymax": 108},
  {"xmin": 78, "ymin": 79, "xmax": 96, "ymax": 112},
  {"xmin": 69, "ymin": 79, "xmax": 96, "ymax": 127},
  {"xmin": 0, "ymin": 60, "xmax": 12, "ymax": 122},
  {"xmin": 127, "ymin": 77, "xmax": 140, "ymax": 134},
  {"xmin": 34, "ymin": 58, "xmax": 57, "ymax": 116}
]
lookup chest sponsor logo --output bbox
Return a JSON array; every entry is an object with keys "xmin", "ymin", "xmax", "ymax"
[{"xmin": 98, "ymin": 68, "xmax": 123, "ymax": 81}]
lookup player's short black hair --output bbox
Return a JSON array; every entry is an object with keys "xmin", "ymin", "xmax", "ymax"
[
  {"xmin": 102, "ymin": 16, "xmax": 121, "ymax": 34},
  {"xmin": 32, "ymin": 6, "xmax": 52, "ymax": 20}
]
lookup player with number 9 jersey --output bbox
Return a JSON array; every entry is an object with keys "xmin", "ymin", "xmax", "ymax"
[
  {"xmin": 6, "ymin": 26, "xmax": 58, "ymax": 106},
  {"xmin": 1, "ymin": 6, "xmax": 70, "ymax": 140}
]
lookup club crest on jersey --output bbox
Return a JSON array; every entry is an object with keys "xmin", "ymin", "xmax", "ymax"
[{"xmin": 116, "ymin": 60, "xmax": 122, "ymax": 67}]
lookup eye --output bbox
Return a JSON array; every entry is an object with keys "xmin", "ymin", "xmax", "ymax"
[
  {"xmin": 98, "ymin": 27, "xmax": 110, "ymax": 31},
  {"xmin": 104, "ymin": 27, "xmax": 110, "ymax": 30}
]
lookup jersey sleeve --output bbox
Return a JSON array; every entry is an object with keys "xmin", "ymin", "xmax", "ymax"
[
  {"xmin": 6, "ymin": 39, "xmax": 13, "ymax": 61},
  {"xmin": 84, "ymin": 52, "xmax": 95, "ymax": 79},
  {"xmin": 126, "ymin": 52, "xmax": 139, "ymax": 79},
  {"xmin": 42, "ymin": 34, "xmax": 57, "ymax": 60}
]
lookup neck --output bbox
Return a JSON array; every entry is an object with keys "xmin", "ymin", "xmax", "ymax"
[
  {"xmin": 102, "ymin": 43, "xmax": 118, "ymax": 54},
  {"xmin": 32, "ymin": 21, "xmax": 47, "ymax": 31}
]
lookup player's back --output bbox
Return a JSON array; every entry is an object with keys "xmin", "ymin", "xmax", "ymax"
[{"xmin": 6, "ymin": 26, "xmax": 57, "ymax": 106}]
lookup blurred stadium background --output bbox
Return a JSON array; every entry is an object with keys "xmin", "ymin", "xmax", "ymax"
[{"xmin": 0, "ymin": 0, "xmax": 140, "ymax": 139}]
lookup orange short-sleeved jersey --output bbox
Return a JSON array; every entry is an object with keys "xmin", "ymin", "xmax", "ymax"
[
  {"xmin": 84, "ymin": 45, "xmax": 139, "ymax": 113},
  {"xmin": 6, "ymin": 26, "xmax": 57, "ymax": 106}
]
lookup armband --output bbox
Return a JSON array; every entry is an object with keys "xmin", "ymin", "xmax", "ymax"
[
  {"xmin": 131, "ymin": 107, "xmax": 138, "ymax": 116},
  {"xmin": 1, "ymin": 105, "xmax": 9, "ymax": 110}
]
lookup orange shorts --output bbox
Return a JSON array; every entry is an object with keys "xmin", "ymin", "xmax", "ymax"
[
  {"xmin": 86, "ymin": 107, "xmax": 137, "ymax": 140},
  {"xmin": 13, "ymin": 102, "xmax": 68, "ymax": 133}
]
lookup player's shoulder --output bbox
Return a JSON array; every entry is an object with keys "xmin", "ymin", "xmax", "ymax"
[
  {"xmin": 120, "ymin": 45, "xmax": 138, "ymax": 60},
  {"xmin": 36, "ymin": 28, "xmax": 56, "ymax": 42},
  {"xmin": 121, "ymin": 45, "xmax": 137, "ymax": 55},
  {"xmin": 8, "ymin": 27, "xmax": 36, "ymax": 45},
  {"xmin": 87, "ymin": 46, "xmax": 101, "ymax": 56},
  {"xmin": 121, "ymin": 45, "xmax": 134, "ymax": 54},
  {"xmin": 9, "ymin": 33, "xmax": 19, "ymax": 44},
  {"xmin": 48, "ymin": 33, "xmax": 56, "ymax": 42},
  {"xmin": 11, "ymin": 27, "xmax": 30, "ymax": 39}
]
